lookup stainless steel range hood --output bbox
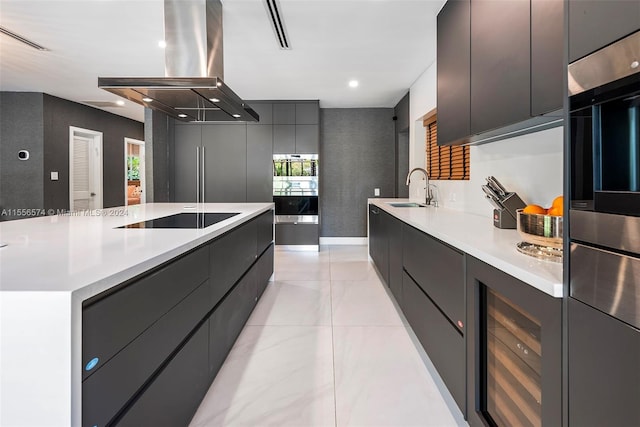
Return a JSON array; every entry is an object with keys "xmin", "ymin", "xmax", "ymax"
[{"xmin": 98, "ymin": 0, "xmax": 258, "ymax": 122}]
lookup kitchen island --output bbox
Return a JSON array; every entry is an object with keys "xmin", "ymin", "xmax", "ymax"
[{"xmin": 0, "ymin": 203, "xmax": 274, "ymax": 427}]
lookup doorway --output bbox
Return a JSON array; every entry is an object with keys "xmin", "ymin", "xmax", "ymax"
[
  {"xmin": 124, "ymin": 138, "xmax": 145, "ymax": 206},
  {"xmin": 69, "ymin": 127, "xmax": 103, "ymax": 211}
]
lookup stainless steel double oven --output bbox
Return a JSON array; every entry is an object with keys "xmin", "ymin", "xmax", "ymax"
[{"xmin": 568, "ymin": 30, "xmax": 640, "ymax": 425}]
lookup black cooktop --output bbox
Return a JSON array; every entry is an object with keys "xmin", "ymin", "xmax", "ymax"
[{"xmin": 118, "ymin": 212, "xmax": 239, "ymax": 229}]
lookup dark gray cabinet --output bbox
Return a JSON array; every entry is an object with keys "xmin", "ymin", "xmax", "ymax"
[
  {"xmin": 466, "ymin": 256, "xmax": 561, "ymax": 427},
  {"xmin": 202, "ymin": 124, "xmax": 247, "ymax": 202},
  {"xmin": 247, "ymin": 125, "xmax": 273, "ymax": 202},
  {"xmin": 295, "ymin": 102, "xmax": 319, "ymax": 124},
  {"xmin": 82, "ymin": 246, "xmax": 209, "ymax": 380},
  {"xmin": 437, "ymin": 0, "xmax": 564, "ymax": 145},
  {"xmin": 115, "ymin": 322, "xmax": 210, "ymax": 427},
  {"xmin": 568, "ymin": 298, "xmax": 640, "ymax": 427},
  {"xmin": 173, "ymin": 125, "xmax": 202, "ymax": 202},
  {"xmin": 470, "ymin": 0, "xmax": 531, "ymax": 134},
  {"xmin": 387, "ymin": 213, "xmax": 403, "ymax": 305},
  {"xmin": 174, "ymin": 123, "xmax": 247, "ymax": 203},
  {"xmin": 275, "ymin": 223, "xmax": 319, "ymax": 245},
  {"xmin": 403, "ymin": 272, "xmax": 465, "ymax": 411},
  {"xmin": 82, "ymin": 282, "xmax": 210, "ymax": 427},
  {"xmin": 272, "ymin": 101, "xmax": 319, "ymax": 154},
  {"xmin": 531, "ymin": 0, "xmax": 564, "ymax": 116},
  {"xmin": 295, "ymin": 124, "xmax": 319, "ymax": 154},
  {"xmin": 273, "ymin": 125, "xmax": 296, "ymax": 154},
  {"xmin": 368, "ymin": 205, "xmax": 388, "ymax": 283},
  {"xmin": 403, "ymin": 224, "xmax": 465, "ymax": 331},
  {"xmin": 82, "ymin": 210, "xmax": 274, "ymax": 427},
  {"xmin": 273, "ymin": 103, "xmax": 296, "ymax": 124},
  {"xmin": 437, "ymin": 0, "xmax": 471, "ymax": 146},
  {"xmin": 369, "ymin": 206, "xmax": 403, "ymax": 303},
  {"xmin": 569, "ymin": 0, "xmax": 640, "ymax": 62}
]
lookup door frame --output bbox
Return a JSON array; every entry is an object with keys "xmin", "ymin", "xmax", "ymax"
[
  {"xmin": 69, "ymin": 126, "xmax": 103, "ymax": 211},
  {"xmin": 124, "ymin": 137, "xmax": 146, "ymax": 205}
]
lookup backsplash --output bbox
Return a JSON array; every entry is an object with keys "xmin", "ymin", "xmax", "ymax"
[
  {"xmin": 407, "ymin": 60, "xmax": 564, "ymax": 218},
  {"xmin": 410, "ymin": 126, "xmax": 564, "ymax": 217}
]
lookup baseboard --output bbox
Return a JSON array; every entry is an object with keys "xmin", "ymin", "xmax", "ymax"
[{"xmin": 319, "ymin": 237, "xmax": 368, "ymax": 245}]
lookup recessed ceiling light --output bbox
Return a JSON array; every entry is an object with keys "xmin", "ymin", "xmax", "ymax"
[
  {"xmin": 158, "ymin": 40, "xmax": 167, "ymax": 48},
  {"xmin": 115, "ymin": 100, "xmax": 125, "ymax": 106},
  {"xmin": 178, "ymin": 114, "xmax": 188, "ymax": 118},
  {"xmin": 216, "ymin": 82, "xmax": 222, "ymax": 87},
  {"xmin": 142, "ymin": 97, "xmax": 153, "ymax": 102},
  {"xmin": 210, "ymin": 98, "xmax": 220, "ymax": 103},
  {"xmin": 348, "ymin": 80, "xmax": 359, "ymax": 88},
  {"xmin": 232, "ymin": 114, "xmax": 241, "ymax": 118}
]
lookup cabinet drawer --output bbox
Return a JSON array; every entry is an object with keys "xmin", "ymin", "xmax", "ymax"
[
  {"xmin": 568, "ymin": 298, "xmax": 640, "ymax": 426},
  {"xmin": 403, "ymin": 224, "xmax": 465, "ymax": 330},
  {"xmin": 210, "ymin": 219, "xmax": 258, "ymax": 307},
  {"xmin": 256, "ymin": 210, "xmax": 274, "ymax": 255},
  {"xmin": 209, "ymin": 262, "xmax": 258, "ymax": 379},
  {"xmin": 256, "ymin": 243, "xmax": 274, "ymax": 299},
  {"xmin": 82, "ymin": 246, "xmax": 209, "ymax": 379},
  {"xmin": 402, "ymin": 272, "xmax": 465, "ymax": 412},
  {"xmin": 82, "ymin": 281, "xmax": 211, "ymax": 427},
  {"xmin": 114, "ymin": 321, "xmax": 210, "ymax": 427},
  {"xmin": 275, "ymin": 223, "xmax": 319, "ymax": 245}
]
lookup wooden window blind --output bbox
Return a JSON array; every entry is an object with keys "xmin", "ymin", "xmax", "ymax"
[{"xmin": 424, "ymin": 114, "xmax": 470, "ymax": 180}]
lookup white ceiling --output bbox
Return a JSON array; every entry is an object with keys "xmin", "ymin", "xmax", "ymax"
[{"xmin": 0, "ymin": 0, "xmax": 445, "ymax": 122}]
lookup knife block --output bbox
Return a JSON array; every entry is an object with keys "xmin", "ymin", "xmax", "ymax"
[{"xmin": 493, "ymin": 192, "xmax": 526, "ymax": 229}]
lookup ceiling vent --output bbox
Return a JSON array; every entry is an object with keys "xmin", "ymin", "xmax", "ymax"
[
  {"xmin": 0, "ymin": 26, "xmax": 49, "ymax": 51},
  {"xmin": 264, "ymin": 0, "xmax": 291, "ymax": 50}
]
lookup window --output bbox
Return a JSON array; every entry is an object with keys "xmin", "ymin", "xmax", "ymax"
[{"xmin": 424, "ymin": 112, "xmax": 470, "ymax": 180}]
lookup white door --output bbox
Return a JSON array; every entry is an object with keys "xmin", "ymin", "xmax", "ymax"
[{"xmin": 70, "ymin": 127, "xmax": 103, "ymax": 211}]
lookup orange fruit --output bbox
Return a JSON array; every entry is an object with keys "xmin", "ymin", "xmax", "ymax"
[
  {"xmin": 547, "ymin": 206, "xmax": 563, "ymax": 216},
  {"xmin": 523, "ymin": 204, "xmax": 547, "ymax": 214},
  {"xmin": 551, "ymin": 195, "xmax": 563, "ymax": 209}
]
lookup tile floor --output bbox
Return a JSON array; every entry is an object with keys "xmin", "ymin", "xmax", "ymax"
[{"xmin": 189, "ymin": 245, "xmax": 468, "ymax": 427}]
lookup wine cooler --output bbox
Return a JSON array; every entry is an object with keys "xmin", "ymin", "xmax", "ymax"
[
  {"xmin": 485, "ymin": 289, "xmax": 542, "ymax": 427},
  {"xmin": 466, "ymin": 256, "xmax": 561, "ymax": 427}
]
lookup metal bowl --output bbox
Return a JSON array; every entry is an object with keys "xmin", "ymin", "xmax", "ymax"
[{"xmin": 516, "ymin": 209, "xmax": 563, "ymax": 249}]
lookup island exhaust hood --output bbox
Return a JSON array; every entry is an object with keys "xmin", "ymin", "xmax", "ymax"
[{"xmin": 98, "ymin": 0, "xmax": 258, "ymax": 122}]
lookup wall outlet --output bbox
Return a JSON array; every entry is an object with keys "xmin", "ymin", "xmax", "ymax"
[
  {"xmin": 374, "ymin": 188, "xmax": 380, "ymax": 196},
  {"xmin": 50, "ymin": 171, "xmax": 59, "ymax": 181},
  {"xmin": 449, "ymin": 192, "xmax": 457, "ymax": 202}
]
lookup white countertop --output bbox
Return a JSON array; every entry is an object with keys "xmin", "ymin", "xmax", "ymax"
[
  {"xmin": 369, "ymin": 199, "xmax": 563, "ymax": 298},
  {"xmin": 0, "ymin": 202, "xmax": 273, "ymax": 299}
]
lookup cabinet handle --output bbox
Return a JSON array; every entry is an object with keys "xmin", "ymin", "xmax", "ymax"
[
  {"xmin": 371, "ymin": 208, "xmax": 379, "ymax": 215},
  {"xmin": 201, "ymin": 146, "xmax": 206, "ymax": 202}
]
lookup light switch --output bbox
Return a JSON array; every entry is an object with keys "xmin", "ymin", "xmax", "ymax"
[
  {"xmin": 50, "ymin": 171, "xmax": 59, "ymax": 181},
  {"xmin": 374, "ymin": 188, "xmax": 380, "ymax": 196}
]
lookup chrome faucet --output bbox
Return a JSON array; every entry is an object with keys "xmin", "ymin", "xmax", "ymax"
[{"xmin": 406, "ymin": 167, "xmax": 433, "ymax": 206}]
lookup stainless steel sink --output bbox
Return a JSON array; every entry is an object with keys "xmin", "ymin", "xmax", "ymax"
[{"xmin": 387, "ymin": 202, "xmax": 428, "ymax": 208}]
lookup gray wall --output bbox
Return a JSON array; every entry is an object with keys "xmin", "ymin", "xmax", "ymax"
[
  {"xmin": 394, "ymin": 93, "xmax": 410, "ymax": 198},
  {"xmin": 0, "ymin": 92, "xmax": 144, "ymax": 218},
  {"xmin": 42, "ymin": 94, "xmax": 144, "ymax": 210},
  {"xmin": 320, "ymin": 108, "xmax": 395, "ymax": 237},
  {"xmin": 0, "ymin": 92, "xmax": 45, "ymax": 220}
]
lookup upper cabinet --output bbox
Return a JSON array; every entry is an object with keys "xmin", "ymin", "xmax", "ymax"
[
  {"xmin": 437, "ymin": 0, "xmax": 471, "ymax": 146},
  {"xmin": 531, "ymin": 0, "xmax": 564, "ymax": 116},
  {"xmin": 272, "ymin": 101, "xmax": 320, "ymax": 154},
  {"xmin": 470, "ymin": 0, "xmax": 531, "ymax": 135},
  {"xmin": 437, "ymin": 0, "xmax": 564, "ymax": 146},
  {"xmin": 569, "ymin": 0, "xmax": 640, "ymax": 63}
]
